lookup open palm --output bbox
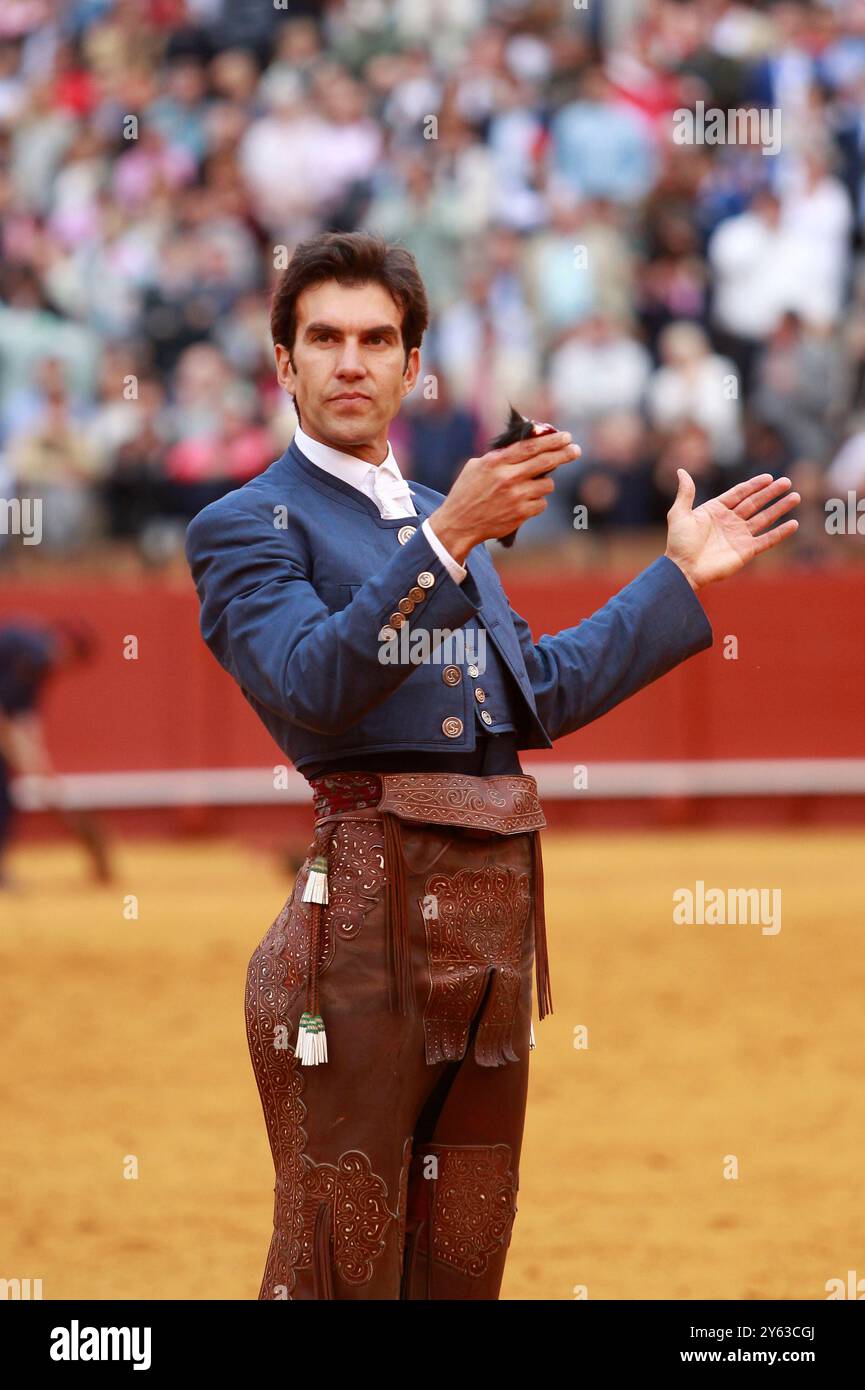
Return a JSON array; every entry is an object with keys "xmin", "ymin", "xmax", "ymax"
[{"xmin": 665, "ymin": 469, "xmax": 801, "ymax": 590}]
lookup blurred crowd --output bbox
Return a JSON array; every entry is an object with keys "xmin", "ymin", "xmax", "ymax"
[{"xmin": 3, "ymin": 0, "xmax": 865, "ymax": 564}]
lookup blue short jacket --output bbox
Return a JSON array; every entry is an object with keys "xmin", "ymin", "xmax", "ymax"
[{"xmin": 184, "ymin": 439, "xmax": 714, "ymax": 774}]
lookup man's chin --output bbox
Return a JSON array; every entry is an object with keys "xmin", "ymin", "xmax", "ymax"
[{"xmin": 310, "ymin": 409, "xmax": 384, "ymax": 446}]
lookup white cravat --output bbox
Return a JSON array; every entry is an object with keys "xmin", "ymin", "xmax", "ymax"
[
  {"xmin": 293, "ymin": 425, "xmax": 467, "ymax": 583},
  {"xmin": 369, "ymin": 454, "xmax": 416, "ymax": 517}
]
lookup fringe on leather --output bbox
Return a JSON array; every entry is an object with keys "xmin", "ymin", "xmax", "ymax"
[
  {"xmin": 426, "ymin": 1182, "xmax": 436, "ymax": 1299},
  {"xmin": 312, "ymin": 1200, "xmax": 335, "ymax": 1300},
  {"xmin": 400, "ymin": 1221, "xmax": 422, "ymax": 1299},
  {"xmin": 383, "ymin": 811, "xmax": 415, "ymax": 1015},
  {"xmin": 531, "ymin": 830, "xmax": 553, "ymax": 1020}
]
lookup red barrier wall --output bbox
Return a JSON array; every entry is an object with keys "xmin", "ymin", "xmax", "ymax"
[{"xmin": 1, "ymin": 566, "xmax": 863, "ymax": 773}]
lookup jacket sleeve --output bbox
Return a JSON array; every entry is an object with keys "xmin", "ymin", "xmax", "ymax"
[
  {"xmin": 506, "ymin": 555, "xmax": 713, "ymax": 742},
  {"xmin": 184, "ymin": 497, "xmax": 483, "ymax": 736}
]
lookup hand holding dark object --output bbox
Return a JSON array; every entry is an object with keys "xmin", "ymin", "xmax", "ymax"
[
  {"xmin": 488, "ymin": 406, "xmax": 561, "ymax": 546},
  {"xmin": 427, "ymin": 410, "xmax": 579, "ymax": 565}
]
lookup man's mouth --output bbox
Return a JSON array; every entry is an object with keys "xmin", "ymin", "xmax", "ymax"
[{"xmin": 330, "ymin": 392, "xmax": 371, "ymax": 404}]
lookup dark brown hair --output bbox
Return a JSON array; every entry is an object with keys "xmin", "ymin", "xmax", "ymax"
[{"xmin": 270, "ymin": 231, "xmax": 429, "ymax": 365}]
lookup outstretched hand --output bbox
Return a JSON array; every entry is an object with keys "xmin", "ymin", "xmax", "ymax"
[{"xmin": 664, "ymin": 470, "xmax": 800, "ymax": 591}]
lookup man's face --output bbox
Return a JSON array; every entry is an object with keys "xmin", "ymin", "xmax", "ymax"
[{"xmin": 274, "ymin": 279, "xmax": 420, "ymax": 461}]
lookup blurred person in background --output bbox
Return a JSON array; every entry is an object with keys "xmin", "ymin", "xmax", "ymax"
[
  {"xmin": 435, "ymin": 254, "xmax": 541, "ymax": 437},
  {"xmin": 708, "ymin": 188, "xmax": 798, "ymax": 391},
  {"xmin": 826, "ymin": 410, "xmax": 865, "ymax": 501},
  {"xmin": 647, "ymin": 320, "xmax": 743, "ymax": 467},
  {"xmin": 636, "ymin": 196, "xmax": 708, "ymax": 353},
  {"xmin": 7, "ymin": 360, "xmax": 105, "ymax": 552},
  {"xmin": 366, "ymin": 152, "xmax": 473, "ymax": 316},
  {"xmin": 239, "ymin": 67, "xmax": 314, "ymax": 209},
  {"xmin": 651, "ymin": 420, "xmax": 722, "ymax": 521},
  {"xmin": 98, "ymin": 374, "xmax": 168, "ymax": 541},
  {"xmin": 402, "ymin": 371, "xmax": 479, "ymax": 496},
  {"xmin": 571, "ymin": 409, "xmax": 655, "ymax": 533},
  {"xmin": 162, "ymin": 377, "xmax": 276, "ymax": 519},
  {"xmin": 549, "ymin": 65, "xmax": 659, "ymax": 204},
  {"xmin": 751, "ymin": 310, "xmax": 844, "ymax": 466},
  {"xmin": 0, "ymin": 616, "xmax": 106, "ymax": 889},
  {"xmin": 525, "ymin": 192, "xmax": 637, "ymax": 338},
  {"xmin": 548, "ymin": 311, "xmax": 653, "ymax": 439}
]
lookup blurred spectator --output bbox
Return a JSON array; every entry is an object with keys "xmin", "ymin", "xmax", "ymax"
[
  {"xmin": 549, "ymin": 66, "xmax": 658, "ymax": 204},
  {"xmin": 826, "ymin": 415, "xmax": 865, "ymax": 495},
  {"xmin": 647, "ymin": 321, "xmax": 743, "ymax": 467},
  {"xmin": 366, "ymin": 151, "xmax": 482, "ymax": 315},
  {"xmin": 404, "ymin": 375, "xmax": 479, "ymax": 496},
  {"xmin": 1, "ymin": 0, "xmax": 863, "ymax": 566},
  {"xmin": 651, "ymin": 422, "xmax": 721, "ymax": 520},
  {"xmin": 548, "ymin": 313, "xmax": 653, "ymax": 436},
  {"xmin": 436, "ymin": 255, "xmax": 539, "ymax": 434},
  {"xmin": 99, "ymin": 375, "xmax": 168, "ymax": 540},
  {"xmin": 9, "ymin": 382, "xmax": 104, "ymax": 552},
  {"xmin": 525, "ymin": 192, "xmax": 637, "ymax": 337},
  {"xmin": 708, "ymin": 189, "xmax": 799, "ymax": 390},
  {"xmin": 572, "ymin": 411, "xmax": 655, "ymax": 531},
  {"xmin": 238, "ymin": 68, "xmax": 330, "ymax": 239},
  {"xmin": 0, "ymin": 616, "xmax": 99, "ymax": 889},
  {"xmin": 752, "ymin": 312, "xmax": 843, "ymax": 465}
]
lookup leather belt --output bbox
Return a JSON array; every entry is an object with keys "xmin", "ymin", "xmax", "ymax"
[{"xmin": 311, "ymin": 771, "xmax": 546, "ymax": 834}]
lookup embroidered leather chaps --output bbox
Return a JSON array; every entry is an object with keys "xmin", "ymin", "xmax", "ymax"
[{"xmin": 244, "ymin": 772, "xmax": 551, "ymax": 1300}]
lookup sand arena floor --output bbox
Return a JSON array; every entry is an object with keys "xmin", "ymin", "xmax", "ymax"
[{"xmin": 1, "ymin": 830, "xmax": 862, "ymax": 1301}]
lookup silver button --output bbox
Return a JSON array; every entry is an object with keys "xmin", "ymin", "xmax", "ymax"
[
  {"xmin": 480, "ymin": 710, "xmax": 492, "ymax": 725},
  {"xmin": 442, "ymin": 717, "xmax": 463, "ymax": 738},
  {"xmin": 397, "ymin": 525, "xmax": 417, "ymax": 545},
  {"xmin": 379, "ymin": 625, "xmax": 396, "ymax": 642},
  {"xmin": 417, "ymin": 571, "xmax": 435, "ymax": 589},
  {"xmin": 474, "ymin": 687, "xmax": 486, "ymax": 703},
  {"xmin": 468, "ymin": 665, "xmax": 479, "ymax": 678}
]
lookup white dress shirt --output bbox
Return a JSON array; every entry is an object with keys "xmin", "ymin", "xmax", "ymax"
[{"xmin": 293, "ymin": 425, "xmax": 467, "ymax": 583}]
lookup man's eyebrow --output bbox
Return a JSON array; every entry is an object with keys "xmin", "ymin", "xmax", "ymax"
[{"xmin": 303, "ymin": 321, "xmax": 400, "ymax": 339}]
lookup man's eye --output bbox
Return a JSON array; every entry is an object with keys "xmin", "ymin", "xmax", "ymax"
[{"xmin": 313, "ymin": 332, "xmax": 333, "ymax": 342}]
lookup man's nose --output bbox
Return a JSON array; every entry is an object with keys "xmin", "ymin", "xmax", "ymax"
[{"xmin": 335, "ymin": 342, "xmax": 366, "ymax": 377}]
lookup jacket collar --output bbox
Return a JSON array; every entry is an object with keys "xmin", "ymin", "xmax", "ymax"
[{"xmin": 283, "ymin": 438, "xmax": 429, "ymax": 525}]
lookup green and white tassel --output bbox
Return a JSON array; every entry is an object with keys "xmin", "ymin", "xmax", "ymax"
[
  {"xmin": 297, "ymin": 1010, "xmax": 328, "ymax": 1065},
  {"xmin": 301, "ymin": 855, "xmax": 329, "ymax": 905},
  {"xmin": 298, "ymin": 853, "xmax": 329, "ymax": 1065}
]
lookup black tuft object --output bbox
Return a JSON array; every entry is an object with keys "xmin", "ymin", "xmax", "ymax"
[{"xmin": 488, "ymin": 405, "xmax": 557, "ymax": 547}]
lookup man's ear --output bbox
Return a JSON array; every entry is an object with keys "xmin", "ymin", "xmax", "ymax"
[
  {"xmin": 275, "ymin": 343, "xmax": 296, "ymax": 394},
  {"xmin": 401, "ymin": 345, "xmax": 421, "ymax": 399}
]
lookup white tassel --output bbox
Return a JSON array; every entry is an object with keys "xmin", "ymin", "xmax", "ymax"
[
  {"xmin": 301, "ymin": 856, "xmax": 329, "ymax": 905},
  {"xmin": 297, "ymin": 1012, "xmax": 328, "ymax": 1065},
  {"xmin": 298, "ymin": 852, "xmax": 329, "ymax": 1063},
  {"xmin": 529, "ymin": 1020, "xmax": 536, "ymax": 1050}
]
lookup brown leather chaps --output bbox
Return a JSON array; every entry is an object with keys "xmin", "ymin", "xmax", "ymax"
[{"xmin": 244, "ymin": 772, "xmax": 552, "ymax": 1300}]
